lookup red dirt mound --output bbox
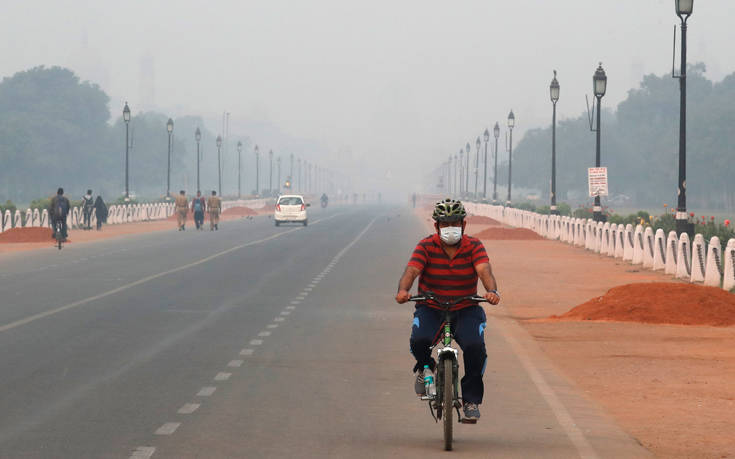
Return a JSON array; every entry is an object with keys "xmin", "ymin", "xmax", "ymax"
[
  {"xmin": 0, "ymin": 227, "xmax": 56, "ymax": 243},
  {"xmin": 466, "ymin": 215, "xmax": 501, "ymax": 225},
  {"xmin": 224, "ymin": 206, "xmax": 258, "ymax": 216},
  {"xmin": 475, "ymin": 227, "xmax": 544, "ymax": 240},
  {"xmin": 551, "ymin": 283, "xmax": 735, "ymax": 327}
]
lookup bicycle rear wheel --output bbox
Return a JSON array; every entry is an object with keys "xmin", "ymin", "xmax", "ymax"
[{"xmin": 442, "ymin": 357, "xmax": 453, "ymax": 451}]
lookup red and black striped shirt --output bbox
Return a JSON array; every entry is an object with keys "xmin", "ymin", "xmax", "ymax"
[{"xmin": 407, "ymin": 233, "xmax": 490, "ymax": 310}]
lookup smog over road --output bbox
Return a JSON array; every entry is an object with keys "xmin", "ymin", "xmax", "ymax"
[{"xmin": 1, "ymin": 1, "xmax": 735, "ymax": 458}]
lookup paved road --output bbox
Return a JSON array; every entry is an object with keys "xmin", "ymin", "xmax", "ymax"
[{"xmin": 0, "ymin": 206, "xmax": 649, "ymax": 458}]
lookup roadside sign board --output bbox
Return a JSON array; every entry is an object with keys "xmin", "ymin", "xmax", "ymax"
[{"xmin": 588, "ymin": 167, "xmax": 608, "ymax": 197}]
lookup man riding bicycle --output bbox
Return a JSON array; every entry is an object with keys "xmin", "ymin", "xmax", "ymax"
[
  {"xmin": 395, "ymin": 198, "xmax": 500, "ymax": 422},
  {"xmin": 49, "ymin": 187, "xmax": 71, "ymax": 240}
]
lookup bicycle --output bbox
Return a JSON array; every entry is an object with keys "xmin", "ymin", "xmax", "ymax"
[
  {"xmin": 53, "ymin": 218, "xmax": 65, "ymax": 250},
  {"xmin": 408, "ymin": 292, "xmax": 489, "ymax": 451}
]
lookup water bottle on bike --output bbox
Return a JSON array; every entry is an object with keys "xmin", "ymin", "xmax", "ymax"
[{"xmin": 423, "ymin": 365, "xmax": 436, "ymax": 397}]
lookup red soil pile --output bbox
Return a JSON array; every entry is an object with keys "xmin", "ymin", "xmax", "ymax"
[
  {"xmin": 223, "ymin": 206, "xmax": 258, "ymax": 216},
  {"xmin": 475, "ymin": 227, "xmax": 544, "ymax": 240},
  {"xmin": 0, "ymin": 227, "xmax": 56, "ymax": 243},
  {"xmin": 551, "ymin": 282, "xmax": 735, "ymax": 327},
  {"xmin": 466, "ymin": 215, "xmax": 501, "ymax": 225}
]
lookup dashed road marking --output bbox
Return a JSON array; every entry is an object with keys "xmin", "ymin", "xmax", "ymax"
[
  {"xmin": 130, "ymin": 446, "xmax": 156, "ymax": 459},
  {"xmin": 177, "ymin": 403, "xmax": 200, "ymax": 414},
  {"xmin": 280, "ymin": 311, "xmax": 291, "ymax": 316},
  {"xmin": 267, "ymin": 324, "xmax": 278, "ymax": 329},
  {"xmin": 214, "ymin": 372, "xmax": 232, "ymax": 381},
  {"xmin": 155, "ymin": 422, "xmax": 181, "ymax": 435},
  {"xmin": 296, "ymin": 294, "xmax": 307, "ymax": 299},
  {"xmin": 228, "ymin": 359, "xmax": 244, "ymax": 367},
  {"xmin": 250, "ymin": 339, "xmax": 264, "ymax": 345},
  {"xmin": 286, "ymin": 306, "xmax": 296, "ymax": 310},
  {"xmin": 304, "ymin": 287, "xmax": 313, "ymax": 291},
  {"xmin": 290, "ymin": 300, "xmax": 300, "ymax": 305},
  {"xmin": 240, "ymin": 349, "xmax": 254, "ymax": 356},
  {"xmin": 258, "ymin": 331, "xmax": 271, "ymax": 337},
  {"xmin": 274, "ymin": 317, "xmax": 285, "ymax": 322},
  {"xmin": 197, "ymin": 386, "xmax": 216, "ymax": 396}
]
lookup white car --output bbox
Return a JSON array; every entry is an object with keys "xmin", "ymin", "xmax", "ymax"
[{"xmin": 274, "ymin": 195, "xmax": 310, "ymax": 226}]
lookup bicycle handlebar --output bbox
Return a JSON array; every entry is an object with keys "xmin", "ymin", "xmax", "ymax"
[{"xmin": 408, "ymin": 291, "xmax": 488, "ymax": 307}]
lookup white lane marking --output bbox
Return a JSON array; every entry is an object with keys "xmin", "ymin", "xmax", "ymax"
[
  {"xmin": 228, "ymin": 360, "xmax": 244, "ymax": 367},
  {"xmin": 239, "ymin": 349, "xmax": 254, "ymax": 356},
  {"xmin": 0, "ymin": 215, "xmax": 344, "ymax": 334},
  {"xmin": 155, "ymin": 422, "xmax": 181, "ymax": 435},
  {"xmin": 304, "ymin": 287, "xmax": 313, "ymax": 291},
  {"xmin": 214, "ymin": 372, "xmax": 232, "ymax": 381},
  {"xmin": 267, "ymin": 324, "xmax": 278, "ymax": 329},
  {"xmin": 308, "ymin": 283, "xmax": 316, "ymax": 288},
  {"xmin": 197, "ymin": 386, "xmax": 216, "ymax": 396},
  {"xmin": 290, "ymin": 300, "xmax": 301, "ymax": 305},
  {"xmin": 177, "ymin": 403, "xmax": 200, "ymax": 414},
  {"xmin": 274, "ymin": 317, "xmax": 285, "ymax": 322},
  {"xmin": 250, "ymin": 339, "xmax": 264, "ymax": 345},
  {"xmin": 280, "ymin": 311, "xmax": 291, "ymax": 316},
  {"xmin": 130, "ymin": 446, "xmax": 156, "ymax": 459},
  {"xmin": 258, "ymin": 331, "xmax": 271, "ymax": 337},
  {"xmin": 286, "ymin": 306, "xmax": 296, "ymax": 310},
  {"xmin": 496, "ymin": 322, "xmax": 599, "ymax": 459},
  {"xmin": 296, "ymin": 294, "xmax": 307, "ymax": 299}
]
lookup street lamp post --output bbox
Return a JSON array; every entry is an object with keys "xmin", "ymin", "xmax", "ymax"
[
  {"xmin": 268, "ymin": 150, "xmax": 273, "ymax": 195},
  {"xmin": 290, "ymin": 153, "xmax": 294, "ymax": 188},
  {"xmin": 237, "ymin": 141, "xmax": 243, "ymax": 198},
  {"xmin": 123, "ymin": 102, "xmax": 131, "ymax": 199},
  {"xmin": 506, "ymin": 110, "xmax": 515, "ymax": 206},
  {"xmin": 593, "ymin": 63, "xmax": 607, "ymax": 222},
  {"xmin": 550, "ymin": 71, "xmax": 560, "ymax": 215},
  {"xmin": 465, "ymin": 142, "xmax": 471, "ymax": 197},
  {"xmin": 166, "ymin": 118, "xmax": 173, "ymax": 198},
  {"xmin": 254, "ymin": 145, "xmax": 260, "ymax": 195},
  {"xmin": 194, "ymin": 127, "xmax": 201, "ymax": 192},
  {"xmin": 483, "ymin": 129, "xmax": 489, "ymax": 199},
  {"xmin": 474, "ymin": 137, "xmax": 481, "ymax": 199},
  {"xmin": 297, "ymin": 158, "xmax": 302, "ymax": 192},
  {"xmin": 216, "ymin": 135, "xmax": 223, "ymax": 196},
  {"xmin": 448, "ymin": 155, "xmax": 453, "ymax": 196},
  {"xmin": 277, "ymin": 156, "xmax": 281, "ymax": 194},
  {"xmin": 493, "ymin": 122, "xmax": 499, "ymax": 203},
  {"xmin": 458, "ymin": 150, "xmax": 464, "ymax": 196},
  {"xmin": 675, "ymin": 0, "xmax": 694, "ymax": 235}
]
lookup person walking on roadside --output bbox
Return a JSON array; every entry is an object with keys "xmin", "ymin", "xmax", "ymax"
[
  {"xmin": 94, "ymin": 195, "xmax": 107, "ymax": 230},
  {"xmin": 207, "ymin": 190, "xmax": 222, "ymax": 231},
  {"xmin": 82, "ymin": 189, "xmax": 94, "ymax": 230},
  {"xmin": 48, "ymin": 187, "xmax": 71, "ymax": 240},
  {"xmin": 191, "ymin": 190, "xmax": 206, "ymax": 230},
  {"xmin": 175, "ymin": 190, "xmax": 188, "ymax": 231}
]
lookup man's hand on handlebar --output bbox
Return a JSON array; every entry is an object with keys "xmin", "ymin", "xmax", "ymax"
[
  {"xmin": 483, "ymin": 290, "xmax": 500, "ymax": 305},
  {"xmin": 395, "ymin": 290, "xmax": 411, "ymax": 304}
]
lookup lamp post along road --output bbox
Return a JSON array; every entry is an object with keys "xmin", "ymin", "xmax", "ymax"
[
  {"xmin": 493, "ymin": 122, "xmax": 499, "ymax": 203},
  {"xmin": 123, "ymin": 102, "xmax": 131, "ymax": 199},
  {"xmin": 550, "ymin": 71, "xmax": 560, "ymax": 215},
  {"xmin": 277, "ymin": 156, "xmax": 281, "ymax": 194},
  {"xmin": 166, "ymin": 118, "xmax": 173, "ymax": 198},
  {"xmin": 216, "ymin": 135, "xmax": 223, "ymax": 196},
  {"xmin": 254, "ymin": 145, "xmax": 260, "ymax": 195},
  {"xmin": 195, "ymin": 127, "xmax": 202, "ymax": 192},
  {"xmin": 458, "ymin": 150, "xmax": 464, "ymax": 195},
  {"xmin": 483, "ymin": 129, "xmax": 489, "ymax": 199},
  {"xmin": 474, "ymin": 137, "xmax": 480, "ymax": 198},
  {"xmin": 269, "ymin": 150, "xmax": 273, "ymax": 195},
  {"xmin": 675, "ymin": 0, "xmax": 694, "ymax": 235},
  {"xmin": 593, "ymin": 63, "xmax": 607, "ymax": 222},
  {"xmin": 237, "ymin": 141, "xmax": 243, "ymax": 198},
  {"xmin": 465, "ymin": 142, "xmax": 470, "ymax": 197},
  {"xmin": 448, "ymin": 155, "xmax": 453, "ymax": 196},
  {"xmin": 455, "ymin": 154, "xmax": 459, "ymax": 196},
  {"xmin": 507, "ymin": 110, "xmax": 515, "ymax": 206}
]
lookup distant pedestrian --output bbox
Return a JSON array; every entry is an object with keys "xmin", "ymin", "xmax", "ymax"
[
  {"xmin": 207, "ymin": 190, "xmax": 222, "ymax": 231},
  {"xmin": 48, "ymin": 187, "xmax": 70, "ymax": 240},
  {"xmin": 191, "ymin": 190, "xmax": 206, "ymax": 230},
  {"xmin": 94, "ymin": 195, "xmax": 107, "ymax": 230},
  {"xmin": 175, "ymin": 190, "xmax": 188, "ymax": 231},
  {"xmin": 82, "ymin": 189, "xmax": 94, "ymax": 230}
]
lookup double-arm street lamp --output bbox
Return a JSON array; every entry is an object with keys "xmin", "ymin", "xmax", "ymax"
[
  {"xmin": 237, "ymin": 141, "xmax": 243, "ymax": 198},
  {"xmin": 216, "ymin": 135, "xmax": 223, "ymax": 196},
  {"xmin": 254, "ymin": 145, "xmax": 260, "ymax": 195},
  {"xmin": 269, "ymin": 149, "xmax": 274, "ymax": 195},
  {"xmin": 550, "ymin": 71, "xmax": 560, "ymax": 215},
  {"xmin": 458, "ymin": 150, "xmax": 464, "ymax": 196},
  {"xmin": 483, "ymin": 129, "xmax": 489, "ymax": 199},
  {"xmin": 474, "ymin": 137, "xmax": 481, "ymax": 198},
  {"xmin": 674, "ymin": 0, "xmax": 694, "ymax": 235},
  {"xmin": 592, "ymin": 63, "xmax": 607, "ymax": 222},
  {"xmin": 448, "ymin": 154, "xmax": 453, "ymax": 196},
  {"xmin": 195, "ymin": 127, "xmax": 202, "ymax": 192},
  {"xmin": 123, "ymin": 102, "xmax": 131, "ymax": 199},
  {"xmin": 277, "ymin": 156, "xmax": 281, "ymax": 194},
  {"xmin": 493, "ymin": 122, "xmax": 499, "ymax": 203},
  {"xmin": 465, "ymin": 142, "xmax": 471, "ymax": 196},
  {"xmin": 166, "ymin": 118, "xmax": 173, "ymax": 198},
  {"xmin": 506, "ymin": 110, "xmax": 515, "ymax": 206}
]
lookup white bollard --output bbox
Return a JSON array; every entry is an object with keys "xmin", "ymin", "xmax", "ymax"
[
  {"xmin": 13, "ymin": 209, "xmax": 21, "ymax": 228},
  {"xmin": 690, "ymin": 234, "xmax": 706, "ymax": 283},
  {"xmin": 623, "ymin": 224, "xmax": 634, "ymax": 261},
  {"xmin": 632, "ymin": 225, "xmax": 644, "ymax": 264},
  {"xmin": 32, "ymin": 208, "xmax": 40, "ymax": 227},
  {"xmin": 665, "ymin": 231, "xmax": 678, "ymax": 275},
  {"xmin": 653, "ymin": 229, "xmax": 666, "ymax": 271},
  {"xmin": 642, "ymin": 226, "xmax": 655, "ymax": 268},
  {"xmin": 600, "ymin": 222, "xmax": 610, "ymax": 255},
  {"xmin": 704, "ymin": 236, "xmax": 722, "ymax": 287},
  {"xmin": 614, "ymin": 225, "xmax": 625, "ymax": 258},
  {"xmin": 723, "ymin": 239, "xmax": 735, "ymax": 291},
  {"xmin": 676, "ymin": 232, "xmax": 692, "ymax": 280},
  {"xmin": 607, "ymin": 223, "xmax": 617, "ymax": 256}
]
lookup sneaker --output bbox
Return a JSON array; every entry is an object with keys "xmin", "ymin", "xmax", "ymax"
[
  {"xmin": 463, "ymin": 402, "xmax": 481, "ymax": 421},
  {"xmin": 415, "ymin": 370, "xmax": 426, "ymax": 396}
]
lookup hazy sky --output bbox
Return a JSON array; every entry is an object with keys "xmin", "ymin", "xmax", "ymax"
[{"xmin": 1, "ymin": 0, "xmax": 733, "ymax": 194}]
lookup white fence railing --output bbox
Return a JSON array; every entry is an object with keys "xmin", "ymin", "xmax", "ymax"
[
  {"xmin": 465, "ymin": 203, "xmax": 735, "ymax": 292},
  {"xmin": 0, "ymin": 198, "xmax": 270, "ymax": 233}
]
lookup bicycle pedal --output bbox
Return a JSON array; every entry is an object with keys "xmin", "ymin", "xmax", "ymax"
[{"xmin": 460, "ymin": 418, "xmax": 477, "ymax": 424}]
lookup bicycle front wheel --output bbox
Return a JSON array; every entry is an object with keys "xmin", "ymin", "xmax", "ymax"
[{"xmin": 442, "ymin": 357, "xmax": 453, "ymax": 451}]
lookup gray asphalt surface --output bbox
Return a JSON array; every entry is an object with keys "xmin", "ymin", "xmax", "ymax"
[{"xmin": 0, "ymin": 206, "xmax": 650, "ymax": 458}]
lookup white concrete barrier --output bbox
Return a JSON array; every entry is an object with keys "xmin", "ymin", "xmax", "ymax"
[
  {"xmin": 723, "ymin": 239, "xmax": 735, "ymax": 291},
  {"xmin": 676, "ymin": 232, "xmax": 691, "ymax": 280},
  {"xmin": 623, "ymin": 224, "xmax": 634, "ymax": 261},
  {"xmin": 653, "ymin": 229, "xmax": 666, "ymax": 271},
  {"xmin": 690, "ymin": 234, "xmax": 706, "ymax": 283},
  {"xmin": 704, "ymin": 236, "xmax": 722, "ymax": 287},
  {"xmin": 665, "ymin": 231, "xmax": 678, "ymax": 275},
  {"xmin": 642, "ymin": 226, "xmax": 655, "ymax": 268},
  {"xmin": 632, "ymin": 225, "xmax": 644, "ymax": 265},
  {"xmin": 600, "ymin": 222, "xmax": 610, "ymax": 255},
  {"xmin": 614, "ymin": 225, "xmax": 625, "ymax": 258}
]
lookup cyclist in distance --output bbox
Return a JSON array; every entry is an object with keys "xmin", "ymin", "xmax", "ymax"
[
  {"xmin": 49, "ymin": 187, "xmax": 71, "ymax": 240},
  {"xmin": 395, "ymin": 198, "xmax": 500, "ymax": 422}
]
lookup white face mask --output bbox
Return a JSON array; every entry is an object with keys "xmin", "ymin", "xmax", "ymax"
[{"xmin": 439, "ymin": 226, "xmax": 462, "ymax": 245}]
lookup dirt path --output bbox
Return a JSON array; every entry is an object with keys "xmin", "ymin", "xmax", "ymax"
[{"xmin": 477, "ymin": 234, "xmax": 735, "ymax": 458}]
